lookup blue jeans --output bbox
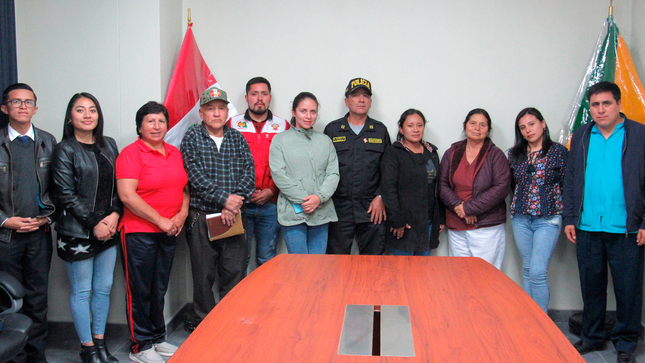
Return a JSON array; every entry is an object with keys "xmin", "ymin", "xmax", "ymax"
[
  {"xmin": 576, "ymin": 229, "xmax": 644, "ymax": 352},
  {"xmin": 281, "ymin": 223, "xmax": 328, "ymax": 254},
  {"xmin": 246, "ymin": 202, "xmax": 280, "ymax": 266},
  {"xmin": 510, "ymin": 214, "xmax": 561, "ymax": 313},
  {"xmin": 391, "ymin": 223, "xmax": 434, "ymax": 256},
  {"xmin": 66, "ymin": 245, "xmax": 117, "ymax": 344}
]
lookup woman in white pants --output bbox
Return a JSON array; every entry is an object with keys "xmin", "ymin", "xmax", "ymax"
[{"xmin": 438, "ymin": 108, "xmax": 511, "ymax": 269}]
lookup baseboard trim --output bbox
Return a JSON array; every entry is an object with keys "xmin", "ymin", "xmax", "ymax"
[
  {"xmin": 166, "ymin": 303, "xmax": 193, "ymax": 335},
  {"xmin": 547, "ymin": 309, "xmax": 581, "ymax": 323}
]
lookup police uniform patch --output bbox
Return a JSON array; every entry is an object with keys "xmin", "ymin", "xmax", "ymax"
[
  {"xmin": 368, "ymin": 138, "xmax": 382, "ymax": 144},
  {"xmin": 333, "ymin": 136, "xmax": 346, "ymax": 143}
]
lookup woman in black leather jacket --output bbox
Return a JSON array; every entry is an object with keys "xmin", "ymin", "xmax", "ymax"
[{"xmin": 52, "ymin": 93, "xmax": 121, "ymax": 363}]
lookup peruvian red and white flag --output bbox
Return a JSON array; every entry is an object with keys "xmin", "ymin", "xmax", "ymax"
[{"xmin": 164, "ymin": 23, "xmax": 238, "ymax": 147}]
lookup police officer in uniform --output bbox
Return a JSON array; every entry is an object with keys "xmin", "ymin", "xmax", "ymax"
[{"xmin": 324, "ymin": 78, "xmax": 391, "ymax": 255}]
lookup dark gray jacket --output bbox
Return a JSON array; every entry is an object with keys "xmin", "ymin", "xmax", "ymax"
[
  {"xmin": 52, "ymin": 137, "xmax": 121, "ymax": 239},
  {"xmin": 563, "ymin": 115, "xmax": 645, "ymax": 232},
  {"xmin": 0, "ymin": 125, "xmax": 57, "ymax": 243},
  {"xmin": 439, "ymin": 138, "xmax": 511, "ymax": 228}
]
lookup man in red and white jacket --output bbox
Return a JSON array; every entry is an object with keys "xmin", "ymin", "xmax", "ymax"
[{"xmin": 228, "ymin": 77, "xmax": 289, "ymax": 269}]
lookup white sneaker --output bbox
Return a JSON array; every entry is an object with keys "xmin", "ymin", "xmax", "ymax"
[
  {"xmin": 153, "ymin": 341, "xmax": 178, "ymax": 357},
  {"xmin": 129, "ymin": 347, "xmax": 164, "ymax": 363}
]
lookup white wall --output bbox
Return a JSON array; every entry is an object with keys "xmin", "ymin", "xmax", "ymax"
[
  {"xmin": 182, "ymin": 0, "xmax": 638, "ymax": 311},
  {"xmin": 15, "ymin": 0, "xmax": 186, "ymax": 324},
  {"xmin": 633, "ymin": 1, "xmax": 645, "ymax": 77},
  {"xmin": 13, "ymin": 0, "xmax": 644, "ymax": 324}
]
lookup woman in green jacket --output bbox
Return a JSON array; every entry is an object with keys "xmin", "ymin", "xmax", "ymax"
[{"xmin": 269, "ymin": 92, "xmax": 339, "ymax": 254}]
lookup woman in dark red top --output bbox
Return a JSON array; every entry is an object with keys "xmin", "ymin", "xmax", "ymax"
[{"xmin": 439, "ymin": 108, "xmax": 511, "ymax": 269}]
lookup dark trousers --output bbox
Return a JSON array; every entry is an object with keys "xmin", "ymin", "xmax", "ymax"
[
  {"xmin": 327, "ymin": 220, "xmax": 385, "ymax": 255},
  {"xmin": 576, "ymin": 229, "xmax": 644, "ymax": 352},
  {"xmin": 120, "ymin": 232, "xmax": 176, "ymax": 353},
  {"xmin": 185, "ymin": 209, "xmax": 247, "ymax": 319},
  {"xmin": 0, "ymin": 227, "xmax": 51, "ymax": 363}
]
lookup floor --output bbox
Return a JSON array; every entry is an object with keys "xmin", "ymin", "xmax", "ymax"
[
  {"xmin": 43, "ymin": 310, "xmax": 644, "ymax": 363},
  {"xmin": 548, "ymin": 310, "xmax": 645, "ymax": 363},
  {"xmin": 44, "ymin": 321, "xmax": 190, "ymax": 363}
]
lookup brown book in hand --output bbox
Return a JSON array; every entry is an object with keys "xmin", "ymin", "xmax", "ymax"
[{"xmin": 206, "ymin": 212, "xmax": 245, "ymax": 241}]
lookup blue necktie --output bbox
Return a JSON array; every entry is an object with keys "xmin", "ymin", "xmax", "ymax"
[{"xmin": 17, "ymin": 135, "xmax": 30, "ymax": 144}]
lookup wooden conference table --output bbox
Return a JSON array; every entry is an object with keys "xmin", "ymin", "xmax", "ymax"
[{"xmin": 169, "ymin": 254, "xmax": 584, "ymax": 362}]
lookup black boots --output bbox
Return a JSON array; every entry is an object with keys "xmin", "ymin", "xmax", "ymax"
[
  {"xmin": 80, "ymin": 339, "xmax": 119, "ymax": 363},
  {"xmin": 80, "ymin": 345, "xmax": 101, "ymax": 363},
  {"xmin": 94, "ymin": 338, "xmax": 119, "ymax": 363}
]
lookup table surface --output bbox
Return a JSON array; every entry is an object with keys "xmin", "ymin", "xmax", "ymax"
[{"xmin": 169, "ymin": 254, "xmax": 584, "ymax": 362}]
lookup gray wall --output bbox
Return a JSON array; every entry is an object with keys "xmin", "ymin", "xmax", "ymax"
[
  {"xmin": 13, "ymin": 0, "xmax": 645, "ymax": 324},
  {"xmin": 15, "ymin": 0, "xmax": 188, "ymax": 324}
]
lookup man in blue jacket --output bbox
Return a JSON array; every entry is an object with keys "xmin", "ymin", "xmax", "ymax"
[{"xmin": 563, "ymin": 81, "xmax": 645, "ymax": 363}]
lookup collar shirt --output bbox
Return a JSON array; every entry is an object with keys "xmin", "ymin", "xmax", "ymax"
[
  {"xmin": 180, "ymin": 123, "xmax": 255, "ymax": 213},
  {"xmin": 8, "ymin": 124, "xmax": 35, "ymax": 141},
  {"xmin": 579, "ymin": 122, "xmax": 626, "ymax": 233},
  {"xmin": 116, "ymin": 139, "xmax": 188, "ymax": 233}
]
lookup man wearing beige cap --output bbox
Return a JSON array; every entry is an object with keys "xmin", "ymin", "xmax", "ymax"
[
  {"xmin": 324, "ymin": 78, "xmax": 391, "ymax": 255},
  {"xmin": 180, "ymin": 86, "xmax": 255, "ymax": 329}
]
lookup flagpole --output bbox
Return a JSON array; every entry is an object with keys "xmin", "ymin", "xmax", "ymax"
[
  {"xmin": 188, "ymin": 8, "xmax": 192, "ymax": 26},
  {"xmin": 608, "ymin": 0, "xmax": 613, "ymax": 16}
]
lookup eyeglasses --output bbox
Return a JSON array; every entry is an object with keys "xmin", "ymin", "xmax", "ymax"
[{"xmin": 6, "ymin": 99, "xmax": 36, "ymax": 108}]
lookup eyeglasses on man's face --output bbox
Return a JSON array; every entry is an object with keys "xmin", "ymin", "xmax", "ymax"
[{"xmin": 6, "ymin": 99, "xmax": 36, "ymax": 108}]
